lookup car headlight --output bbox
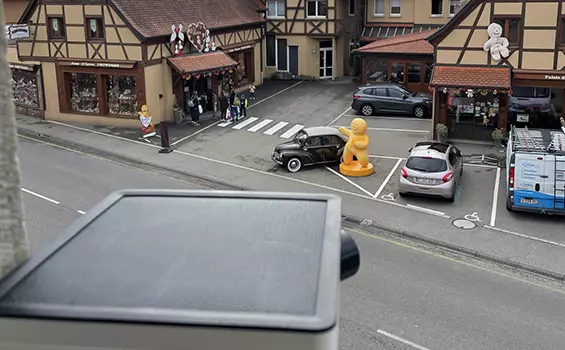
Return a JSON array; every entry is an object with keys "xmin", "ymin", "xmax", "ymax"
[{"xmin": 510, "ymin": 102, "xmax": 520, "ymax": 109}]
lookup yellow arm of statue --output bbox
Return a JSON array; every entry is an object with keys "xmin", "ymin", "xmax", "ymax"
[
  {"xmin": 353, "ymin": 141, "xmax": 368, "ymax": 150},
  {"xmin": 338, "ymin": 127, "xmax": 352, "ymax": 138}
]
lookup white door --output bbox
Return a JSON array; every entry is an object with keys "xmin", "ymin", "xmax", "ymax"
[{"xmin": 319, "ymin": 47, "xmax": 333, "ymax": 79}]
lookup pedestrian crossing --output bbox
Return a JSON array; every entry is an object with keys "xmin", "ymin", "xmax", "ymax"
[{"xmin": 217, "ymin": 117, "xmax": 306, "ymax": 139}]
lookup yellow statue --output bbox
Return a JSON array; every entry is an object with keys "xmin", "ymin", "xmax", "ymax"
[
  {"xmin": 138, "ymin": 105, "xmax": 156, "ymax": 139},
  {"xmin": 338, "ymin": 118, "xmax": 373, "ymax": 177}
]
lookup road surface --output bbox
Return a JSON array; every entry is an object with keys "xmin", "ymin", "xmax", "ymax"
[{"xmin": 17, "ymin": 135, "xmax": 565, "ymax": 350}]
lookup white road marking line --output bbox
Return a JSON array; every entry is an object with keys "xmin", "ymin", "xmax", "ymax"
[
  {"xmin": 21, "ymin": 188, "xmax": 60, "ymax": 205},
  {"xmin": 232, "ymin": 117, "xmax": 258, "ymax": 130},
  {"xmin": 248, "ymin": 119, "xmax": 273, "ymax": 132},
  {"xmin": 406, "ymin": 204, "xmax": 446, "ymax": 217},
  {"xmin": 377, "ymin": 329, "xmax": 432, "ymax": 350},
  {"xmin": 374, "ymin": 158, "xmax": 403, "ymax": 198},
  {"xmin": 263, "ymin": 121, "xmax": 288, "ymax": 135},
  {"xmin": 170, "ymin": 120, "xmax": 221, "ymax": 146},
  {"xmin": 325, "ymin": 166, "xmax": 375, "ymax": 198},
  {"xmin": 369, "ymin": 155, "xmax": 405, "ymax": 160},
  {"xmin": 334, "ymin": 126, "xmax": 429, "ymax": 133},
  {"xmin": 490, "ymin": 167, "xmax": 501, "ymax": 227},
  {"xmin": 217, "ymin": 121, "xmax": 232, "ymax": 127},
  {"xmin": 248, "ymin": 81, "xmax": 303, "ymax": 108},
  {"xmin": 342, "ymin": 114, "xmax": 428, "ymax": 122},
  {"xmin": 463, "ymin": 163, "xmax": 498, "ymax": 169},
  {"xmin": 77, "ymin": 210, "xmax": 86, "ymax": 215},
  {"xmin": 485, "ymin": 226, "xmax": 565, "ymax": 249},
  {"xmin": 326, "ymin": 107, "xmax": 352, "ymax": 126},
  {"xmin": 280, "ymin": 124, "xmax": 305, "ymax": 138}
]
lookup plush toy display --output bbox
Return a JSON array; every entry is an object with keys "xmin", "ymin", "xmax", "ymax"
[{"xmin": 483, "ymin": 22, "xmax": 509, "ymax": 61}]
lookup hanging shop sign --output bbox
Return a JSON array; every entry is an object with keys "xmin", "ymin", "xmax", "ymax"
[
  {"xmin": 6, "ymin": 24, "xmax": 30, "ymax": 40},
  {"xmin": 186, "ymin": 22, "xmax": 216, "ymax": 53},
  {"xmin": 58, "ymin": 61, "xmax": 136, "ymax": 69},
  {"xmin": 170, "ymin": 24, "xmax": 186, "ymax": 57},
  {"xmin": 224, "ymin": 44, "xmax": 253, "ymax": 53}
]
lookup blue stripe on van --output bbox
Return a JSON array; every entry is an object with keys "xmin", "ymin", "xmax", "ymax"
[{"xmin": 514, "ymin": 190, "xmax": 565, "ymax": 210}]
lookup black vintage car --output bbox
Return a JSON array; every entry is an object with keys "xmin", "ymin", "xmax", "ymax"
[{"xmin": 272, "ymin": 127, "xmax": 347, "ymax": 173}]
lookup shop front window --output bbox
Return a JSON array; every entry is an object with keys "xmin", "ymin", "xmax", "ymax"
[
  {"xmin": 70, "ymin": 73, "xmax": 99, "ymax": 113},
  {"xmin": 229, "ymin": 50, "xmax": 253, "ymax": 87},
  {"xmin": 390, "ymin": 62, "xmax": 404, "ymax": 83},
  {"xmin": 425, "ymin": 63, "xmax": 433, "ymax": 83},
  {"xmin": 448, "ymin": 90, "xmax": 500, "ymax": 140},
  {"xmin": 407, "ymin": 63, "xmax": 421, "ymax": 83},
  {"xmin": 364, "ymin": 58, "xmax": 387, "ymax": 82},
  {"xmin": 11, "ymin": 70, "xmax": 39, "ymax": 108},
  {"xmin": 107, "ymin": 75, "xmax": 138, "ymax": 116}
]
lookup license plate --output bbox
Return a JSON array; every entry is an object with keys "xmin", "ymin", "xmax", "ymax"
[
  {"xmin": 517, "ymin": 114, "xmax": 529, "ymax": 122},
  {"xmin": 415, "ymin": 177, "xmax": 434, "ymax": 184},
  {"xmin": 519, "ymin": 198, "xmax": 538, "ymax": 205}
]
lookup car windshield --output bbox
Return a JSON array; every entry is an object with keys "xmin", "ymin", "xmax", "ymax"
[
  {"xmin": 294, "ymin": 130, "xmax": 308, "ymax": 142},
  {"xmin": 397, "ymin": 86, "xmax": 414, "ymax": 97},
  {"xmin": 406, "ymin": 157, "xmax": 448, "ymax": 173}
]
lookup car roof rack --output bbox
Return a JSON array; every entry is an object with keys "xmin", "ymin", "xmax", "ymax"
[{"xmin": 511, "ymin": 125, "xmax": 565, "ymax": 154}]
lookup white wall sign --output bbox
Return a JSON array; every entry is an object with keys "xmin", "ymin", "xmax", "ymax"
[
  {"xmin": 544, "ymin": 75, "xmax": 565, "ymax": 80},
  {"xmin": 7, "ymin": 24, "xmax": 30, "ymax": 40}
]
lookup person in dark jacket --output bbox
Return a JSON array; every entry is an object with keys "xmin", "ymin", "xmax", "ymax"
[
  {"xmin": 219, "ymin": 92, "xmax": 229, "ymax": 122},
  {"xmin": 240, "ymin": 94, "xmax": 248, "ymax": 118},
  {"xmin": 189, "ymin": 91, "xmax": 200, "ymax": 126},
  {"xmin": 229, "ymin": 90, "xmax": 236, "ymax": 106}
]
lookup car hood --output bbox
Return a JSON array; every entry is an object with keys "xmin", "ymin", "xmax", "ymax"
[
  {"xmin": 275, "ymin": 140, "xmax": 300, "ymax": 151},
  {"xmin": 409, "ymin": 93, "xmax": 432, "ymax": 102}
]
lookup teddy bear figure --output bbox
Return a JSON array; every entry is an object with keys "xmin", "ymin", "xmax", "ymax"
[
  {"xmin": 483, "ymin": 22, "xmax": 509, "ymax": 61},
  {"xmin": 138, "ymin": 105, "xmax": 156, "ymax": 139},
  {"xmin": 338, "ymin": 118, "xmax": 373, "ymax": 176}
]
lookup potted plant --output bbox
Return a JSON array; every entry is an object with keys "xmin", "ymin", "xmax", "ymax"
[
  {"xmin": 436, "ymin": 123, "xmax": 448, "ymax": 143},
  {"xmin": 491, "ymin": 128, "xmax": 506, "ymax": 148},
  {"xmin": 172, "ymin": 95, "xmax": 184, "ymax": 124}
]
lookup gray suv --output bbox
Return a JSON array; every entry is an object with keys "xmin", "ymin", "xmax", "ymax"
[{"xmin": 351, "ymin": 84, "xmax": 432, "ymax": 118}]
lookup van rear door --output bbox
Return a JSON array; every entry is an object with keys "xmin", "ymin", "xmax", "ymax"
[
  {"xmin": 513, "ymin": 153, "xmax": 551, "ymax": 209},
  {"xmin": 555, "ymin": 155, "xmax": 565, "ymax": 210}
]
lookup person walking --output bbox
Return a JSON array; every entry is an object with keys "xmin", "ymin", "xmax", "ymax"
[
  {"xmin": 240, "ymin": 94, "xmax": 248, "ymax": 119},
  {"xmin": 229, "ymin": 89, "xmax": 236, "ymax": 106},
  {"xmin": 249, "ymin": 84, "xmax": 256, "ymax": 100},
  {"xmin": 232, "ymin": 94, "xmax": 240, "ymax": 122},
  {"xmin": 212, "ymin": 91, "xmax": 218, "ymax": 119},
  {"xmin": 219, "ymin": 92, "xmax": 229, "ymax": 122},
  {"xmin": 189, "ymin": 91, "xmax": 200, "ymax": 126}
]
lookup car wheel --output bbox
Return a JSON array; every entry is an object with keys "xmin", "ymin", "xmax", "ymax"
[
  {"xmin": 460, "ymin": 166, "xmax": 463, "ymax": 177},
  {"xmin": 413, "ymin": 105, "xmax": 427, "ymax": 118},
  {"xmin": 506, "ymin": 197, "xmax": 513, "ymax": 211},
  {"xmin": 286, "ymin": 157, "xmax": 302, "ymax": 173},
  {"xmin": 398, "ymin": 192, "xmax": 406, "ymax": 197},
  {"xmin": 447, "ymin": 190, "xmax": 455, "ymax": 203},
  {"xmin": 361, "ymin": 104, "xmax": 374, "ymax": 116}
]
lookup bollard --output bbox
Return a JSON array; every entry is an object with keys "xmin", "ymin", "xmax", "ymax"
[{"xmin": 158, "ymin": 122, "xmax": 173, "ymax": 154}]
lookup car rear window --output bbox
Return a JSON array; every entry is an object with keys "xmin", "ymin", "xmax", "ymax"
[{"xmin": 406, "ymin": 157, "xmax": 448, "ymax": 173}]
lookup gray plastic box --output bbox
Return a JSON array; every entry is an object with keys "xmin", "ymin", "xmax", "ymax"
[{"xmin": 0, "ymin": 190, "xmax": 343, "ymax": 350}]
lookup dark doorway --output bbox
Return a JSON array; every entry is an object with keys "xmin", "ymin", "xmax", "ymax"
[{"xmin": 289, "ymin": 46, "xmax": 299, "ymax": 75}]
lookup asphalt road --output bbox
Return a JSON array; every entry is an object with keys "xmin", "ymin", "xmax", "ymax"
[{"xmin": 15, "ymin": 135, "xmax": 565, "ymax": 350}]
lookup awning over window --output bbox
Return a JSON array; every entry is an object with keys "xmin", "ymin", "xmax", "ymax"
[
  {"xmin": 355, "ymin": 30, "xmax": 435, "ymax": 55},
  {"xmin": 430, "ymin": 65, "xmax": 511, "ymax": 89},
  {"xmin": 167, "ymin": 51, "xmax": 237, "ymax": 77},
  {"xmin": 360, "ymin": 24, "xmax": 442, "ymax": 41}
]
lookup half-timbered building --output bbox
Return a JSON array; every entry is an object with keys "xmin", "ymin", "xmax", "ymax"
[
  {"xmin": 428, "ymin": 0, "xmax": 565, "ymax": 140},
  {"xmin": 16, "ymin": 0, "xmax": 265, "ymax": 126}
]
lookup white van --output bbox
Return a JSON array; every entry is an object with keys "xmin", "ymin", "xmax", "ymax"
[{"xmin": 505, "ymin": 125, "xmax": 565, "ymax": 214}]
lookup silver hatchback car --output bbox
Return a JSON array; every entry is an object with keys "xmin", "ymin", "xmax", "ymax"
[{"xmin": 398, "ymin": 142, "xmax": 463, "ymax": 202}]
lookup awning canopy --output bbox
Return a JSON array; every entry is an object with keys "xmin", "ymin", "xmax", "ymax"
[
  {"xmin": 430, "ymin": 65, "xmax": 511, "ymax": 89},
  {"xmin": 167, "ymin": 51, "xmax": 237, "ymax": 77},
  {"xmin": 355, "ymin": 30, "xmax": 436, "ymax": 55},
  {"xmin": 360, "ymin": 24, "xmax": 442, "ymax": 41}
]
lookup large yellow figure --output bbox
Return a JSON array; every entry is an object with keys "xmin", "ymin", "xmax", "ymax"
[{"xmin": 338, "ymin": 118, "xmax": 373, "ymax": 177}]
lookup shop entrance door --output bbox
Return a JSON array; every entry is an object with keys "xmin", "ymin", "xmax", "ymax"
[{"xmin": 319, "ymin": 40, "xmax": 333, "ymax": 79}]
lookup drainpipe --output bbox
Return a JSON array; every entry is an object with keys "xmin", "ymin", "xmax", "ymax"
[{"xmin": 260, "ymin": 22, "xmax": 265, "ymax": 83}]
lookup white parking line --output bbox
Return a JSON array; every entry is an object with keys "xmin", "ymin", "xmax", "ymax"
[
  {"xmin": 369, "ymin": 155, "xmax": 405, "ymax": 160},
  {"xmin": 335, "ymin": 126, "xmax": 429, "ymax": 133},
  {"xmin": 21, "ymin": 188, "xmax": 60, "ymax": 205},
  {"xmin": 374, "ymin": 158, "xmax": 403, "ymax": 198},
  {"xmin": 464, "ymin": 163, "xmax": 499, "ymax": 169},
  {"xmin": 377, "ymin": 329, "xmax": 432, "ymax": 350},
  {"xmin": 280, "ymin": 124, "xmax": 305, "ymax": 138},
  {"xmin": 326, "ymin": 107, "xmax": 352, "ymax": 126},
  {"xmin": 490, "ymin": 167, "xmax": 501, "ymax": 227},
  {"xmin": 324, "ymin": 166, "xmax": 375, "ymax": 198},
  {"xmin": 249, "ymin": 81, "xmax": 303, "ymax": 108},
  {"xmin": 264, "ymin": 121, "xmax": 288, "ymax": 135},
  {"xmin": 77, "ymin": 210, "xmax": 86, "ymax": 215},
  {"xmin": 485, "ymin": 225, "xmax": 565, "ymax": 249},
  {"xmin": 342, "ymin": 114, "xmax": 429, "ymax": 122},
  {"xmin": 406, "ymin": 204, "xmax": 447, "ymax": 218},
  {"xmin": 170, "ymin": 120, "xmax": 221, "ymax": 146},
  {"xmin": 248, "ymin": 119, "xmax": 273, "ymax": 132},
  {"xmin": 232, "ymin": 117, "xmax": 258, "ymax": 130}
]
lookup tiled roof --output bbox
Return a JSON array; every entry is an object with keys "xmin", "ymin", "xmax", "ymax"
[
  {"xmin": 355, "ymin": 30, "xmax": 436, "ymax": 55},
  {"xmin": 168, "ymin": 51, "xmax": 237, "ymax": 74},
  {"xmin": 111, "ymin": 0, "xmax": 265, "ymax": 39},
  {"xmin": 361, "ymin": 24, "xmax": 443, "ymax": 40},
  {"xmin": 430, "ymin": 65, "xmax": 511, "ymax": 89}
]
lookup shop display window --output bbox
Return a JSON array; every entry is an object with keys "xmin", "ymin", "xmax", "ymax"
[
  {"xmin": 364, "ymin": 59, "xmax": 388, "ymax": 82},
  {"xmin": 11, "ymin": 70, "xmax": 39, "ymax": 108},
  {"xmin": 107, "ymin": 75, "xmax": 137, "ymax": 116},
  {"xmin": 70, "ymin": 73, "xmax": 99, "ymax": 113},
  {"xmin": 390, "ymin": 62, "xmax": 404, "ymax": 83},
  {"xmin": 407, "ymin": 63, "xmax": 421, "ymax": 83},
  {"xmin": 229, "ymin": 50, "xmax": 253, "ymax": 87}
]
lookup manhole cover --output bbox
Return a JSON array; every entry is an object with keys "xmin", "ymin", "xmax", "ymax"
[{"xmin": 452, "ymin": 219, "xmax": 476, "ymax": 230}]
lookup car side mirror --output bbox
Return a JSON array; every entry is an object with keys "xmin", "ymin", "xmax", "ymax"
[
  {"xmin": 408, "ymin": 148, "xmax": 412, "ymax": 152},
  {"xmin": 402, "ymin": 94, "xmax": 408, "ymax": 99}
]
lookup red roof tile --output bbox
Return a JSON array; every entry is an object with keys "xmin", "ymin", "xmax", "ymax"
[
  {"xmin": 355, "ymin": 30, "xmax": 436, "ymax": 55},
  {"xmin": 110, "ymin": 0, "xmax": 265, "ymax": 39},
  {"xmin": 430, "ymin": 65, "xmax": 511, "ymax": 89},
  {"xmin": 168, "ymin": 51, "xmax": 237, "ymax": 74}
]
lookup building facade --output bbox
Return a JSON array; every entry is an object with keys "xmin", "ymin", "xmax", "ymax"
[
  {"xmin": 428, "ymin": 0, "xmax": 565, "ymax": 140},
  {"xmin": 16, "ymin": 0, "xmax": 265, "ymax": 126}
]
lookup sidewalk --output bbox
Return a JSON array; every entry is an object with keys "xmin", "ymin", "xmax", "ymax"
[{"xmin": 15, "ymin": 114, "xmax": 565, "ymax": 281}]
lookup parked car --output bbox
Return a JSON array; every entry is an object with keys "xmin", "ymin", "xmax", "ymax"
[
  {"xmin": 398, "ymin": 141, "xmax": 463, "ymax": 202},
  {"xmin": 351, "ymin": 83, "xmax": 432, "ymax": 118},
  {"xmin": 272, "ymin": 127, "xmax": 347, "ymax": 173}
]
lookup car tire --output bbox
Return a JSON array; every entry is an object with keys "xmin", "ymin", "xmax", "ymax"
[
  {"xmin": 413, "ymin": 105, "xmax": 427, "ymax": 118},
  {"xmin": 447, "ymin": 190, "xmax": 455, "ymax": 203},
  {"xmin": 398, "ymin": 192, "xmax": 406, "ymax": 197},
  {"xmin": 506, "ymin": 197, "xmax": 513, "ymax": 211},
  {"xmin": 460, "ymin": 166, "xmax": 463, "ymax": 177},
  {"xmin": 286, "ymin": 157, "xmax": 302, "ymax": 173},
  {"xmin": 361, "ymin": 104, "xmax": 374, "ymax": 116}
]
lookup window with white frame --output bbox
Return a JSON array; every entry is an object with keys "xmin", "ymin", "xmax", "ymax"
[
  {"xmin": 307, "ymin": 0, "xmax": 327, "ymax": 17},
  {"xmin": 431, "ymin": 0, "xmax": 443, "ymax": 15},
  {"xmin": 449, "ymin": 0, "xmax": 463, "ymax": 15},
  {"xmin": 390, "ymin": 0, "xmax": 401, "ymax": 15},
  {"xmin": 374, "ymin": 0, "xmax": 384, "ymax": 15},
  {"xmin": 266, "ymin": 0, "xmax": 285, "ymax": 18}
]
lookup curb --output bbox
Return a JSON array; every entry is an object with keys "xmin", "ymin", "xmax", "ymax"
[
  {"xmin": 341, "ymin": 215, "xmax": 565, "ymax": 282},
  {"xmin": 18, "ymin": 126, "xmax": 565, "ymax": 282}
]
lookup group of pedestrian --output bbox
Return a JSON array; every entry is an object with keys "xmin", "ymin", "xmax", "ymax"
[{"xmin": 218, "ymin": 86, "xmax": 253, "ymax": 123}]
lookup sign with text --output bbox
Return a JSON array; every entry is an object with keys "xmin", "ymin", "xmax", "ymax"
[
  {"xmin": 58, "ymin": 61, "xmax": 135, "ymax": 69},
  {"xmin": 6, "ymin": 24, "xmax": 30, "ymax": 40},
  {"xmin": 544, "ymin": 75, "xmax": 565, "ymax": 80},
  {"xmin": 9, "ymin": 63, "xmax": 35, "ymax": 72},
  {"xmin": 514, "ymin": 71, "xmax": 565, "ymax": 81}
]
